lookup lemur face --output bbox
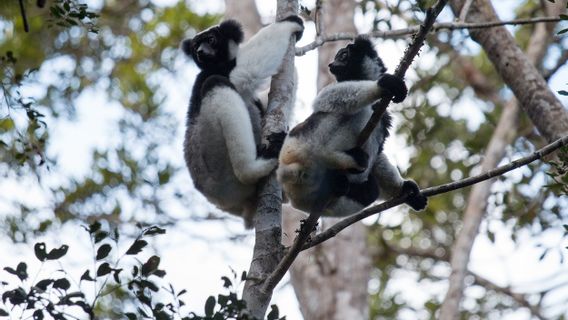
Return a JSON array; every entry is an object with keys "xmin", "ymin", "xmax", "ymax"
[
  {"xmin": 181, "ymin": 20, "xmax": 243, "ymax": 70},
  {"xmin": 328, "ymin": 36, "xmax": 387, "ymax": 82}
]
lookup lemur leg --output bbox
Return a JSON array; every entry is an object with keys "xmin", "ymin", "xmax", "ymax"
[{"xmin": 204, "ymin": 81, "xmax": 277, "ymax": 185}]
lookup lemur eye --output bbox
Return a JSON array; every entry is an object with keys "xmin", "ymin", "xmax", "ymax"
[
  {"xmin": 299, "ymin": 171, "xmax": 308, "ymax": 180},
  {"xmin": 337, "ymin": 50, "xmax": 348, "ymax": 62},
  {"xmin": 207, "ymin": 36, "xmax": 216, "ymax": 45}
]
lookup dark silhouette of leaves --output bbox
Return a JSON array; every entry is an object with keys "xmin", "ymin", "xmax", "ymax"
[
  {"xmin": 126, "ymin": 239, "xmax": 148, "ymax": 255},
  {"xmin": 34, "ymin": 243, "xmax": 47, "ymax": 261},
  {"xmin": 46, "ymin": 245, "xmax": 69, "ymax": 260},
  {"xmin": 96, "ymin": 244, "xmax": 112, "ymax": 260}
]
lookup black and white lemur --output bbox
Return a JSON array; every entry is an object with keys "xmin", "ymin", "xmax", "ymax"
[
  {"xmin": 277, "ymin": 36, "xmax": 427, "ymax": 216},
  {"xmin": 182, "ymin": 17, "xmax": 304, "ymax": 228}
]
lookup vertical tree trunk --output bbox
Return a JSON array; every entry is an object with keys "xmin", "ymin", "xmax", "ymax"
[
  {"xmin": 440, "ymin": 1, "xmax": 568, "ymax": 319},
  {"xmin": 233, "ymin": 0, "xmax": 299, "ymax": 318},
  {"xmin": 283, "ymin": 1, "xmax": 372, "ymax": 319}
]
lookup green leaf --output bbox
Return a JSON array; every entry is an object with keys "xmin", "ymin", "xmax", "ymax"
[
  {"xmin": 143, "ymin": 226, "xmax": 166, "ymax": 236},
  {"xmin": 558, "ymin": 90, "xmax": 568, "ymax": 96},
  {"xmin": 125, "ymin": 313, "xmax": 137, "ymax": 320},
  {"xmin": 96, "ymin": 244, "xmax": 112, "ymax": 260},
  {"xmin": 141, "ymin": 255, "xmax": 160, "ymax": 276},
  {"xmin": 560, "ymin": 14, "xmax": 568, "ymax": 20},
  {"xmin": 47, "ymin": 245, "xmax": 69, "ymax": 260},
  {"xmin": 34, "ymin": 243, "xmax": 47, "ymax": 261},
  {"xmin": 221, "ymin": 276, "xmax": 232, "ymax": 288},
  {"xmin": 35, "ymin": 279, "xmax": 54, "ymax": 291},
  {"xmin": 0, "ymin": 308, "xmax": 9, "ymax": 316},
  {"xmin": 94, "ymin": 231, "xmax": 109, "ymax": 243},
  {"xmin": 0, "ymin": 118, "xmax": 15, "ymax": 133},
  {"xmin": 4, "ymin": 262, "xmax": 27, "ymax": 281},
  {"xmin": 88, "ymin": 221, "xmax": 101, "ymax": 234},
  {"xmin": 32, "ymin": 310, "xmax": 43, "ymax": 320},
  {"xmin": 126, "ymin": 239, "xmax": 148, "ymax": 255},
  {"xmin": 53, "ymin": 278, "xmax": 71, "ymax": 291},
  {"xmin": 97, "ymin": 263, "xmax": 112, "ymax": 277},
  {"xmin": 266, "ymin": 305, "xmax": 280, "ymax": 320},
  {"xmin": 204, "ymin": 296, "xmax": 216, "ymax": 316},
  {"xmin": 80, "ymin": 270, "xmax": 94, "ymax": 282}
]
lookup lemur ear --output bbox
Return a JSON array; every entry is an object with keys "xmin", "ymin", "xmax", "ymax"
[
  {"xmin": 180, "ymin": 38, "xmax": 193, "ymax": 56},
  {"xmin": 219, "ymin": 20, "xmax": 244, "ymax": 44},
  {"xmin": 353, "ymin": 35, "xmax": 374, "ymax": 51}
]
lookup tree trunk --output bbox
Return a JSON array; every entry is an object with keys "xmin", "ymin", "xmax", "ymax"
[
  {"xmin": 225, "ymin": 0, "xmax": 299, "ymax": 318},
  {"xmin": 449, "ymin": 0, "xmax": 568, "ymax": 142},
  {"xmin": 283, "ymin": 1, "xmax": 372, "ymax": 319},
  {"xmin": 440, "ymin": 1, "xmax": 568, "ymax": 319}
]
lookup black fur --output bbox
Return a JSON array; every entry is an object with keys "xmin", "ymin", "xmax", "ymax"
[
  {"xmin": 326, "ymin": 36, "xmax": 396, "ymax": 208},
  {"xmin": 258, "ymin": 131, "xmax": 287, "ymax": 159},
  {"xmin": 378, "ymin": 74, "xmax": 408, "ymax": 103},
  {"xmin": 329, "ymin": 35, "xmax": 387, "ymax": 82},
  {"xmin": 344, "ymin": 147, "xmax": 369, "ymax": 173},
  {"xmin": 345, "ymin": 176, "xmax": 379, "ymax": 207},
  {"xmin": 280, "ymin": 15, "xmax": 304, "ymax": 41},
  {"xmin": 201, "ymin": 75, "xmax": 235, "ymax": 96},
  {"xmin": 401, "ymin": 180, "xmax": 428, "ymax": 211},
  {"xmin": 183, "ymin": 21, "xmax": 243, "ymax": 121}
]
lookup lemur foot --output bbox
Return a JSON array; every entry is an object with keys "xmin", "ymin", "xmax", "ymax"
[{"xmin": 401, "ymin": 180, "xmax": 428, "ymax": 211}]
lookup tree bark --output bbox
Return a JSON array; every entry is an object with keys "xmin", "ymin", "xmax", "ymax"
[
  {"xmin": 226, "ymin": 0, "xmax": 299, "ymax": 318},
  {"xmin": 440, "ymin": 1, "xmax": 568, "ymax": 319},
  {"xmin": 449, "ymin": 0, "xmax": 568, "ymax": 142},
  {"xmin": 283, "ymin": 1, "xmax": 372, "ymax": 319}
]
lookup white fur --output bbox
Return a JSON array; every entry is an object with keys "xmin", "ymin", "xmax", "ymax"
[
  {"xmin": 208, "ymin": 88, "xmax": 277, "ymax": 183},
  {"xmin": 185, "ymin": 19, "xmax": 302, "ymax": 227},
  {"xmin": 230, "ymin": 21, "xmax": 303, "ymax": 100},
  {"xmin": 313, "ymin": 80, "xmax": 382, "ymax": 114}
]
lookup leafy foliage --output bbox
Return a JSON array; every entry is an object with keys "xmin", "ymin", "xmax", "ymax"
[{"xmin": 0, "ymin": 222, "xmax": 284, "ymax": 320}]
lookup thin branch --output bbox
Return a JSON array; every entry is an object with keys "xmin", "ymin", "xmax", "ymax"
[
  {"xmin": 295, "ymin": 17, "xmax": 562, "ymax": 56},
  {"xmin": 261, "ymin": 209, "xmax": 321, "ymax": 293},
  {"xmin": 458, "ymin": 0, "xmax": 475, "ymax": 22},
  {"xmin": 473, "ymin": 274, "xmax": 544, "ymax": 319},
  {"xmin": 384, "ymin": 243, "xmax": 544, "ymax": 319},
  {"xmin": 357, "ymin": 0, "xmax": 449, "ymax": 147},
  {"xmin": 261, "ymin": 1, "xmax": 449, "ymax": 294},
  {"xmin": 544, "ymin": 49, "xmax": 568, "ymax": 80},
  {"xmin": 314, "ymin": 0, "xmax": 324, "ymax": 36},
  {"xmin": 18, "ymin": 0, "xmax": 29, "ymax": 33},
  {"xmin": 302, "ymin": 134, "xmax": 568, "ymax": 250}
]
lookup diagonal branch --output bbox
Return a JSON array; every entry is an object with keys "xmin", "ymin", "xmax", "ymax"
[
  {"xmin": 261, "ymin": 1, "xmax": 449, "ymax": 295},
  {"xmin": 302, "ymin": 134, "xmax": 568, "ymax": 250},
  {"xmin": 295, "ymin": 17, "xmax": 562, "ymax": 56},
  {"xmin": 357, "ymin": 0, "xmax": 449, "ymax": 147}
]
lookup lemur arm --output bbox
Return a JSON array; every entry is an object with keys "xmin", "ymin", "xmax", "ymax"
[
  {"xmin": 312, "ymin": 81, "xmax": 382, "ymax": 114},
  {"xmin": 230, "ymin": 19, "xmax": 303, "ymax": 97}
]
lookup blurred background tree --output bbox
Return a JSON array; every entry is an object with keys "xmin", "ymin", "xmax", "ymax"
[{"xmin": 1, "ymin": 0, "xmax": 568, "ymax": 319}]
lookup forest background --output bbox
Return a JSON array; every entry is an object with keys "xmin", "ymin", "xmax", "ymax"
[{"xmin": 1, "ymin": 0, "xmax": 568, "ymax": 319}]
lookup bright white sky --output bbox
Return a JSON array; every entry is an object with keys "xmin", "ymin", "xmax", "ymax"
[{"xmin": 1, "ymin": 0, "xmax": 568, "ymax": 319}]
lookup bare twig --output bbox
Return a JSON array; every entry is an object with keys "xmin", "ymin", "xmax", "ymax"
[
  {"xmin": 261, "ymin": 209, "xmax": 321, "ymax": 293},
  {"xmin": 357, "ymin": 0, "xmax": 449, "ymax": 147},
  {"xmin": 473, "ymin": 274, "xmax": 545, "ymax": 319},
  {"xmin": 295, "ymin": 17, "xmax": 562, "ymax": 56},
  {"xmin": 458, "ymin": 0, "xmax": 475, "ymax": 22},
  {"xmin": 383, "ymin": 243, "xmax": 544, "ymax": 319},
  {"xmin": 302, "ymin": 134, "xmax": 568, "ymax": 250},
  {"xmin": 18, "ymin": 0, "xmax": 29, "ymax": 32}
]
